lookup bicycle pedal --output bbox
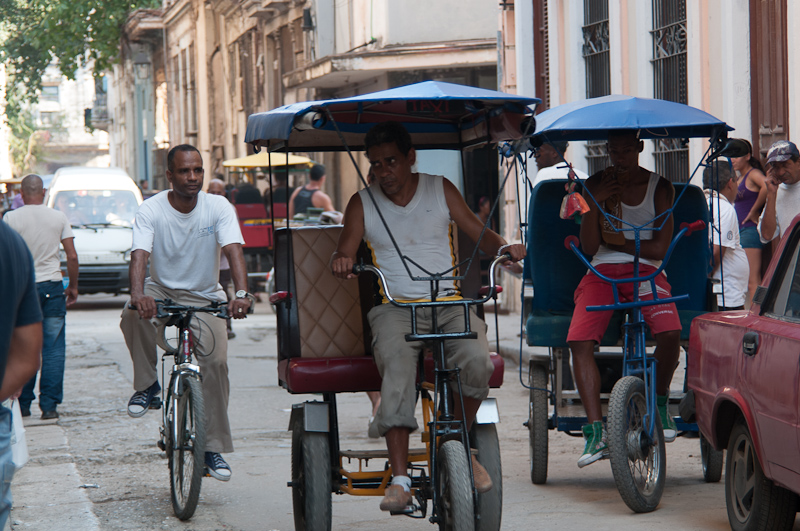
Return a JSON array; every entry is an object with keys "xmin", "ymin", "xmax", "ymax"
[
  {"xmin": 157, "ymin": 440, "xmax": 166, "ymax": 451},
  {"xmin": 149, "ymin": 397, "xmax": 162, "ymax": 410}
]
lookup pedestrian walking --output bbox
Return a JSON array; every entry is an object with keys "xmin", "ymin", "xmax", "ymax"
[{"xmin": 3, "ymin": 174, "xmax": 78, "ymax": 420}]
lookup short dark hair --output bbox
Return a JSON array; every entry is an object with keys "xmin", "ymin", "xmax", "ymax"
[
  {"xmin": 703, "ymin": 160, "xmax": 735, "ymax": 191},
  {"xmin": 21, "ymin": 174, "xmax": 43, "ymax": 195},
  {"xmin": 167, "ymin": 144, "xmax": 201, "ymax": 171},
  {"xmin": 309, "ymin": 164, "xmax": 326, "ymax": 181},
  {"xmin": 607, "ymin": 129, "xmax": 640, "ymax": 143},
  {"xmin": 364, "ymin": 121, "xmax": 413, "ymax": 157},
  {"xmin": 549, "ymin": 141, "xmax": 569, "ymax": 153}
]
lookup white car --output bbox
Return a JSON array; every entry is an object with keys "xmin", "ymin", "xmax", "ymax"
[{"xmin": 46, "ymin": 167, "xmax": 143, "ymax": 295}]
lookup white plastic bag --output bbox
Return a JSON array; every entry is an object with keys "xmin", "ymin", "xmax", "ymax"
[{"xmin": 3, "ymin": 399, "xmax": 28, "ymax": 470}]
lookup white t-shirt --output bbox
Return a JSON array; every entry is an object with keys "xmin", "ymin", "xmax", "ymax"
[
  {"xmin": 132, "ymin": 191, "xmax": 243, "ymax": 300},
  {"xmin": 706, "ymin": 192, "xmax": 749, "ymax": 308},
  {"xmin": 359, "ymin": 174, "xmax": 457, "ymax": 301},
  {"xmin": 531, "ymin": 163, "xmax": 589, "ymax": 189},
  {"xmin": 757, "ymin": 181, "xmax": 800, "ymax": 242},
  {"xmin": 4, "ymin": 204, "xmax": 74, "ymax": 282}
]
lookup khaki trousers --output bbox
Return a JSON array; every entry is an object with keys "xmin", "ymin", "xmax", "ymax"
[{"xmin": 120, "ymin": 283, "xmax": 233, "ymax": 453}]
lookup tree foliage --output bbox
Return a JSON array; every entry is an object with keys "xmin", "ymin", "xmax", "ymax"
[{"xmin": 0, "ymin": 0, "xmax": 159, "ymax": 173}]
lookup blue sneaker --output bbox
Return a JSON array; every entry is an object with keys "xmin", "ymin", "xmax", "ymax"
[
  {"xmin": 205, "ymin": 452, "xmax": 232, "ymax": 481},
  {"xmin": 127, "ymin": 381, "xmax": 161, "ymax": 418}
]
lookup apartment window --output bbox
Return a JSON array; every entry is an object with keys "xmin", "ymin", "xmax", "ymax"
[
  {"xmin": 651, "ymin": 0, "xmax": 689, "ymax": 181},
  {"xmin": 187, "ymin": 44, "xmax": 197, "ymax": 135},
  {"xmin": 41, "ymin": 85, "xmax": 59, "ymax": 102},
  {"xmin": 583, "ymin": 0, "xmax": 610, "ymax": 175}
]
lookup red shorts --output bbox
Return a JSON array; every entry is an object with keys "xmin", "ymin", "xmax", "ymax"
[{"xmin": 566, "ymin": 263, "xmax": 682, "ymax": 344}]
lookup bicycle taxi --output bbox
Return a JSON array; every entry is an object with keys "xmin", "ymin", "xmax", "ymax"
[
  {"xmin": 520, "ymin": 95, "xmax": 744, "ymax": 512},
  {"xmin": 244, "ymin": 81, "xmax": 539, "ymax": 531}
]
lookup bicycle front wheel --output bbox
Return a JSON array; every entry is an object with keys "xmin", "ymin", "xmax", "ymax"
[
  {"xmin": 437, "ymin": 440, "xmax": 475, "ymax": 531},
  {"xmin": 607, "ymin": 376, "xmax": 665, "ymax": 513},
  {"xmin": 169, "ymin": 375, "xmax": 206, "ymax": 520}
]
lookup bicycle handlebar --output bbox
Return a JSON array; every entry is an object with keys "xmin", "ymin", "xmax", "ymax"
[
  {"xmin": 679, "ymin": 220, "xmax": 706, "ymax": 236},
  {"xmin": 128, "ymin": 298, "xmax": 230, "ymax": 320},
  {"xmin": 352, "ymin": 253, "xmax": 512, "ymax": 306}
]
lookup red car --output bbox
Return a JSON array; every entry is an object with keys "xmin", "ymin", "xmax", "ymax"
[{"xmin": 687, "ymin": 216, "xmax": 800, "ymax": 531}]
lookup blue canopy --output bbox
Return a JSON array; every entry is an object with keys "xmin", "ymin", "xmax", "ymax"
[
  {"xmin": 532, "ymin": 95, "xmax": 731, "ymax": 142},
  {"xmin": 245, "ymin": 80, "xmax": 540, "ymax": 151}
]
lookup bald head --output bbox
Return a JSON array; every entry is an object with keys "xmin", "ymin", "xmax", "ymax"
[
  {"xmin": 21, "ymin": 174, "xmax": 44, "ymax": 205},
  {"xmin": 207, "ymin": 178, "xmax": 226, "ymax": 196}
]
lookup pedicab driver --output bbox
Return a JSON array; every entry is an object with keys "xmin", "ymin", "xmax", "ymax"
[
  {"xmin": 568, "ymin": 130, "xmax": 682, "ymax": 468},
  {"xmin": 331, "ymin": 122, "xmax": 526, "ymax": 512},
  {"xmin": 120, "ymin": 145, "xmax": 253, "ymax": 481}
]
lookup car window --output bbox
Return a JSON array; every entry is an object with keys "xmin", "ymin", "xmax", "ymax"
[
  {"xmin": 53, "ymin": 190, "xmax": 138, "ymax": 227},
  {"xmin": 767, "ymin": 231, "xmax": 800, "ymax": 319}
]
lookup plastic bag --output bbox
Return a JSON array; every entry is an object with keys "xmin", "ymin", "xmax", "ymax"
[
  {"xmin": 559, "ymin": 182, "xmax": 590, "ymax": 221},
  {"xmin": 2, "ymin": 399, "xmax": 28, "ymax": 470}
]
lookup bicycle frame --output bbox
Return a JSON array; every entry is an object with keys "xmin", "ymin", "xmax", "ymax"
[
  {"xmin": 354, "ymin": 254, "xmax": 508, "ymax": 524},
  {"xmin": 565, "ymin": 221, "xmax": 703, "ymax": 439}
]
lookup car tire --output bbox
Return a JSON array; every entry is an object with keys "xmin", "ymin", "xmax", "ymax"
[{"xmin": 725, "ymin": 418, "xmax": 798, "ymax": 531}]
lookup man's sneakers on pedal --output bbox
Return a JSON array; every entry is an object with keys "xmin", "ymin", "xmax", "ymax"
[
  {"xmin": 127, "ymin": 381, "xmax": 161, "ymax": 417},
  {"xmin": 658, "ymin": 395, "xmax": 678, "ymax": 443},
  {"xmin": 205, "ymin": 452, "xmax": 232, "ymax": 481},
  {"xmin": 578, "ymin": 420, "xmax": 608, "ymax": 468}
]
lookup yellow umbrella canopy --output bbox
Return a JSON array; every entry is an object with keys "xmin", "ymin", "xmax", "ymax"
[{"xmin": 222, "ymin": 152, "xmax": 314, "ymax": 168}]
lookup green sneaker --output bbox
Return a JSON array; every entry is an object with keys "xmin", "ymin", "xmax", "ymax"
[
  {"xmin": 657, "ymin": 395, "xmax": 677, "ymax": 443},
  {"xmin": 578, "ymin": 421, "xmax": 608, "ymax": 468}
]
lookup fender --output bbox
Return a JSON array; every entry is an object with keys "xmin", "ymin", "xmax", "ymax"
[
  {"xmin": 711, "ymin": 388, "xmax": 764, "ymax": 465},
  {"xmin": 288, "ymin": 401, "xmax": 330, "ymax": 433},
  {"xmin": 474, "ymin": 397, "xmax": 500, "ymax": 425}
]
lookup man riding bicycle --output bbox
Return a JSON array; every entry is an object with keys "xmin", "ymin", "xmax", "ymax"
[
  {"xmin": 330, "ymin": 122, "xmax": 525, "ymax": 512},
  {"xmin": 568, "ymin": 130, "xmax": 681, "ymax": 469},
  {"xmin": 120, "ymin": 144, "xmax": 252, "ymax": 481}
]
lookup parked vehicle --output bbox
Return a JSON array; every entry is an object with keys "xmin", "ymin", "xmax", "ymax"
[
  {"xmin": 686, "ymin": 214, "xmax": 800, "ymax": 531},
  {"xmin": 46, "ymin": 166, "xmax": 143, "ymax": 295}
]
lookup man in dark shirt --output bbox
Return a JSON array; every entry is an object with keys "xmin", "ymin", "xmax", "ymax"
[
  {"xmin": 0, "ymin": 222, "xmax": 44, "ymax": 527},
  {"xmin": 288, "ymin": 163, "xmax": 335, "ymax": 217}
]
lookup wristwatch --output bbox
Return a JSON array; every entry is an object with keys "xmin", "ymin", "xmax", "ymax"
[{"xmin": 235, "ymin": 290, "xmax": 252, "ymax": 300}]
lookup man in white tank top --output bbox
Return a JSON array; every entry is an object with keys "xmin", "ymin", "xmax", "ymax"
[
  {"xmin": 566, "ymin": 130, "xmax": 683, "ymax": 468},
  {"xmin": 331, "ymin": 122, "xmax": 525, "ymax": 512}
]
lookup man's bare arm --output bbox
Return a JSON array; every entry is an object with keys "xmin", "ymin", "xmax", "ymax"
[
  {"xmin": 331, "ymin": 193, "xmax": 365, "ymax": 279},
  {"xmin": 0, "ymin": 323, "xmax": 42, "ymax": 401},
  {"xmin": 759, "ymin": 169, "xmax": 780, "ymax": 242},
  {"xmin": 443, "ymin": 179, "xmax": 525, "ymax": 261},
  {"xmin": 314, "ymin": 191, "xmax": 336, "ymax": 213},
  {"xmin": 62, "ymin": 236, "xmax": 79, "ymax": 306},
  {"xmin": 129, "ymin": 249, "xmax": 157, "ymax": 319},
  {"xmin": 222, "ymin": 242, "xmax": 252, "ymax": 318}
]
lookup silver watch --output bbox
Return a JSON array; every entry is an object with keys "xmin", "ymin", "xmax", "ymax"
[{"xmin": 235, "ymin": 290, "xmax": 250, "ymax": 299}]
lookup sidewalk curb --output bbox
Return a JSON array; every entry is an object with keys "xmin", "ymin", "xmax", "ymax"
[{"xmin": 10, "ymin": 420, "xmax": 100, "ymax": 530}]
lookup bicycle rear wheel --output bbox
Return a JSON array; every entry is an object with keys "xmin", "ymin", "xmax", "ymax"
[{"xmin": 169, "ymin": 375, "xmax": 206, "ymax": 520}]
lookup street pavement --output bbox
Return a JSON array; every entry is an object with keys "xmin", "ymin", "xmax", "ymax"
[{"xmin": 7, "ymin": 294, "xmax": 793, "ymax": 530}]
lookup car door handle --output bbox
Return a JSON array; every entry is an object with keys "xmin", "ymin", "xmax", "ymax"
[{"xmin": 742, "ymin": 331, "xmax": 759, "ymax": 357}]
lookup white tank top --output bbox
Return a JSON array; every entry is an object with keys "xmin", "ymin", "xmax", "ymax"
[
  {"xmin": 591, "ymin": 172, "xmax": 664, "ymax": 269},
  {"xmin": 359, "ymin": 173, "xmax": 459, "ymax": 302}
]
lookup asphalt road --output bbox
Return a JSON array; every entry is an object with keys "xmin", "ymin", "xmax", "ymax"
[{"xmin": 8, "ymin": 294, "xmax": 796, "ymax": 530}]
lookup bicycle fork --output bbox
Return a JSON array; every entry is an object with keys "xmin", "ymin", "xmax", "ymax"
[{"xmin": 621, "ymin": 310, "xmax": 659, "ymax": 444}]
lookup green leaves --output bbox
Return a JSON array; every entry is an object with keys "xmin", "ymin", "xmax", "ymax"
[{"xmin": 0, "ymin": 0, "xmax": 159, "ymax": 174}]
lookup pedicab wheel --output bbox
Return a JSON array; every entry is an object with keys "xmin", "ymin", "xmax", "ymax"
[
  {"xmin": 700, "ymin": 432, "xmax": 723, "ymax": 483},
  {"xmin": 725, "ymin": 418, "xmax": 798, "ymax": 531},
  {"xmin": 469, "ymin": 424, "xmax": 502, "ymax": 531},
  {"xmin": 169, "ymin": 375, "xmax": 206, "ymax": 521},
  {"xmin": 528, "ymin": 362, "xmax": 549, "ymax": 485},
  {"xmin": 607, "ymin": 376, "xmax": 665, "ymax": 513},
  {"xmin": 291, "ymin": 420, "xmax": 332, "ymax": 531},
  {"xmin": 437, "ymin": 440, "xmax": 475, "ymax": 531}
]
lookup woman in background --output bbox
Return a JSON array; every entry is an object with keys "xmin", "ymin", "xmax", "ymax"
[{"xmin": 732, "ymin": 139, "xmax": 767, "ymax": 307}]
